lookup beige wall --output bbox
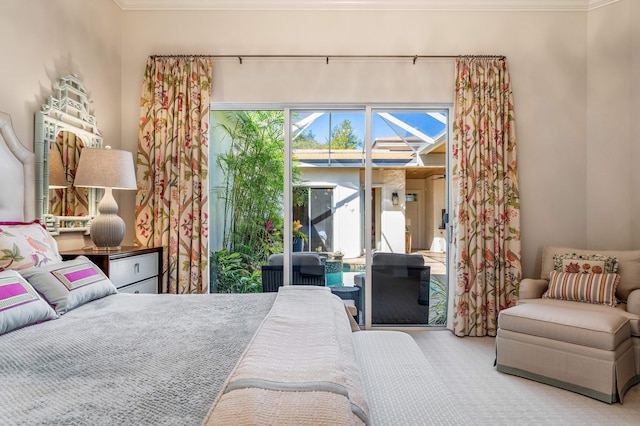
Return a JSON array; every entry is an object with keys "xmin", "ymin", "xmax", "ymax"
[
  {"xmin": 0, "ymin": 0, "xmax": 122, "ymax": 250},
  {"xmin": 634, "ymin": 0, "xmax": 640, "ymax": 247},
  {"xmin": 586, "ymin": 0, "xmax": 637, "ymax": 250},
  {"xmin": 121, "ymin": 9, "xmax": 590, "ymax": 277},
  {"xmin": 2, "ymin": 2, "xmax": 636, "ymax": 277},
  {"xmin": 590, "ymin": 0, "xmax": 640, "ymax": 250},
  {"xmin": 0, "ymin": 0, "xmax": 121, "ymax": 152}
]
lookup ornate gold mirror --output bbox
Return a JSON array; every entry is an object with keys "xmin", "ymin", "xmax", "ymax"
[{"xmin": 35, "ymin": 74, "xmax": 103, "ymax": 235}]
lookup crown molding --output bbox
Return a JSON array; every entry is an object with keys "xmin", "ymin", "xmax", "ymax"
[
  {"xmin": 112, "ymin": 0, "xmax": 619, "ymax": 12},
  {"xmin": 587, "ymin": 0, "xmax": 619, "ymax": 9}
]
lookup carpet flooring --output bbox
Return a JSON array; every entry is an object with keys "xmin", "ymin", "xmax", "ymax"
[{"xmin": 407, "ymin": 330, "xmax": 640, "ymax": 425}]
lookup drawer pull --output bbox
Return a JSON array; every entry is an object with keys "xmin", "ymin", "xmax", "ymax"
[{"xmin": 134, "ymin": 263, "xmax": 140, "ymax": 274}]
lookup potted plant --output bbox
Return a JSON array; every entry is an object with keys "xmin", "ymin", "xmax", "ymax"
[{"xmin": 292, "ymin": 220, "xmax": 308, "ymax": 252}]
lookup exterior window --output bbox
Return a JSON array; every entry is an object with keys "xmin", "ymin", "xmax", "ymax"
[{"xmin": 293, "ymin": 187, "xmax": 334, "ymax": 253}]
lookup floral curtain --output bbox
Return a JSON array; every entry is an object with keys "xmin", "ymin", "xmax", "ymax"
[
  {"xmin": 49, "ymin": 132, "xmax": 89, "ymax": 216},
  {"xmin": 136, "ymin": 56, "xmax": 212, "ymax": 294},
  {"xmin": 451, "ymin": 57, "xmax": 522, "ymax": 337}
]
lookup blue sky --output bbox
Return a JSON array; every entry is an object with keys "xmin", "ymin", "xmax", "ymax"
[{"xmin": 293, "ymin": 110, "xmax": 447, "ymax": 145}]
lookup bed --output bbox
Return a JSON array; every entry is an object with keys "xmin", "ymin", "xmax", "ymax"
[
  {"xmin": 0, "ymin": 110, "xmax": 277, "ymax": 425},
  {"xmin": 0, "ymin": 111, "xmax": 469, "ymax": 426},
  {"xmin": 0, "ymin": 292, "xmax": 275, "ymax": 425}
]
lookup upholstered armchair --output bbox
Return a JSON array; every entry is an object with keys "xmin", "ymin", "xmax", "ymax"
[
  {"xmin": 261, "ymin": 253, "xmax": 326, "ymax": 292},
  {"xmin": 354, "ymin": 252, "xmax": 430, "ymax": 324}
]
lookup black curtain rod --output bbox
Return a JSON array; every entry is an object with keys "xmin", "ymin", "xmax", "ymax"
[{"xmin": 149, "ymin": 54, "xmax": 506, "ymax": 64}]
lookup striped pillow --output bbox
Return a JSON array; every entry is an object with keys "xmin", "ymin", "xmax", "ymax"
[{"xmin": 544, "ymin": 271, "xmax": 620, "ymax": 307}]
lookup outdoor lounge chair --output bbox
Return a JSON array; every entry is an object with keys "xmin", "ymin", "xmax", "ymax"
[
  {"xmin": 261, "ymin": 253, "xmax": 326, "ymax": 292},
  {"xmin": 355, "ymin": 252, "xmax": 430, "ymax": 324}
]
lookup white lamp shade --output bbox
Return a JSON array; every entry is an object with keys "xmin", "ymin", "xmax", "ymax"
[
  {"xmin": 74, "ymin": 147, "xmax": 137, "ymax": 190},
  {"xmin": 48, "ymin": 147, "xmax": 67, "ymax": 188}
]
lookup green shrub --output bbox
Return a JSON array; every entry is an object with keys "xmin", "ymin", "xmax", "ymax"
[
  {"xmin": 212, "ymin": 250, "xmax": 262, "ymax": 293},
  {"xmin": 429, "ymin": 276, "xmax": 447, "ymax": 325}
]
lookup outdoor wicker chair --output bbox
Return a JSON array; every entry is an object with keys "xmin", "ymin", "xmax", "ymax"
[{"xmin": 261, "ymin": 253, "xmax": 326, "ymax": 292}]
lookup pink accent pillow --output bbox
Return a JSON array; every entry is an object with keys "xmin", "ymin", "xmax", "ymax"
[
  {"xmin": 0, "ymin": 270, "xmax": 58, "ymax": 335},
  {"xmin": 0, "ymin": 220, "xmax": 62, "ymax": 271},
  {"xmin": 20, "ymin": 256, "xmax": 117, "ymax": 314}
]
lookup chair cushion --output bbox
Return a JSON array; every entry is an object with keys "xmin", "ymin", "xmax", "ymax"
[
  {"xmin": 372, "ymin": 252, "xmax": 424, "ymax": 267},
  {"xmin": 518, "ymin": 298, "xmax": 640, "ymax": 338},
  {"xmin": 268, "ymin": 253, "xmax": 322, "ymax": 266},
  {"xmin": 498, "ymin": 303, "xmax": 630, "ymax": 351}
]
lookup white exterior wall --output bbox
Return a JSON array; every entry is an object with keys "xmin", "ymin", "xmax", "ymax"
[
  {"xmin": 431, "ymin": 177, "xmax": 447, "ymax": 252},
  {"xmin": 300, "ymin": 168, "xmax": 362, "ymax": 258},
  {"xmin": 374, "ymin": 169, "xmax": 406, "ymax": 253},
  {"xmin": 308, "ymin": 167, "xmax": 412, "ymax": 255}
]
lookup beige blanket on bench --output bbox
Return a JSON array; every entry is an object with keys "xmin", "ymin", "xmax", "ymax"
[{"xmin": 203, "ymin": 286, "xmax": 370, "ymax": 425}]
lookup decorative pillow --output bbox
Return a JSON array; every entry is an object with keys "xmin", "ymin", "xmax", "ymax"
[
  {"xmin": 20, "ymin": 256, "xmax": 117, "ymax": 315},
  {"xmin": 0, "ymin": 220, "xmax": 62, "ymax": 271},
  {"xmin": 0, "ymin": 270, "xmax": 58, "ymax": 335},
  {"xmin": 553, "ymin": 253, "xmax": 618, "ymax": 275},
  {"xmin": 544, "ymin": 271, "xmax": 620, "ymax": 307}
]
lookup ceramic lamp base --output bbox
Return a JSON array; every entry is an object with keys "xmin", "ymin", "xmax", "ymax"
[{"xmin": 90, "ymin": 188, "xmax": 125, "ymax": 250}]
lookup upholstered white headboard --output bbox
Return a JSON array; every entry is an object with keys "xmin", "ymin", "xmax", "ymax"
[{"xmin": 0, "ymin": 112, "xmax": 35, "ymax": 222}]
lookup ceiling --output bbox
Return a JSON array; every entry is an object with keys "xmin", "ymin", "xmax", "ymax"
[{"xmin": 113, "ymin": 0, "xmax": 618, "ymax": 11}]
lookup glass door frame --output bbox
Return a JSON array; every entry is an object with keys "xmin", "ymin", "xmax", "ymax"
[{"xmin": 211, "ymin": 102, "xmax": 452, "ymax": 330}]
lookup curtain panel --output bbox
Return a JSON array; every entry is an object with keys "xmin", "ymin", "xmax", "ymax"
[
  {"xmin": 136, "ymin": 56, "xmax": 212, "ymax": 294},
  {"xmin": 452, "ymin": 57, "xmax": 522, "ymax": 337}
]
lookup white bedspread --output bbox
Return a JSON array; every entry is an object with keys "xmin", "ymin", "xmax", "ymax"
[{"xmin": 204, "ymin": 286, "xmax": 370, "ymax": 425}]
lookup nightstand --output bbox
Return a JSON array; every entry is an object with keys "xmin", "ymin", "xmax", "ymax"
[{"xmin": 61, "ymin": 246, "xmax": 163, "ymax": 294}]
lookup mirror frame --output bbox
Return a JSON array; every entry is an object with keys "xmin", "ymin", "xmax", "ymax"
[{"xmin": 35, "ymin": 74, "xmax": 103, "ymax": 235}]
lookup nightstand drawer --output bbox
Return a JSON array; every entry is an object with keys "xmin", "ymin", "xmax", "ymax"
[
  {"xmin": 117, "ymin": 277, "xmax": 158, "ymax": 294},
  {"xmin": 109, "ymin": 253, "xmax": 159, "ymax": 288}
]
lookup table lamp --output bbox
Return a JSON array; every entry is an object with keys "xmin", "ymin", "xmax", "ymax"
[
  {"xmin": 74, "ymin": 146, "xmax": 137, "ymax": 250},
  {"xmin": 48, "ymin": 147, "xmax": 67, "ymax": 189}
]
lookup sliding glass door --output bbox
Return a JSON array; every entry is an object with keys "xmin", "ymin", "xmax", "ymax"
[
  {"xmin": 367, "ymin": 109, "xmax": 448, "ymax": 326},
  {"xmin": 289, "ymin": 107, "xmax": 449, "ymax": 327},
  {"xmin": 209, "ymin": 105, "xmax": 449, "ymax": 328}
]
